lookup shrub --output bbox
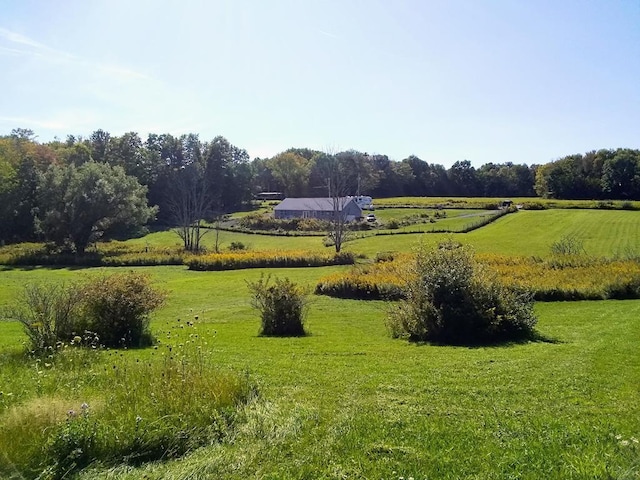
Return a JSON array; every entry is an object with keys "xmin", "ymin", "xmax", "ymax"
[
  {"xmin": 7, "ymin": 284, "xmax": 84, "ymax": 354},
  {"xmin": 297, "ymin": 218, "xmax": 331, "ymax": 231},
  {"xmin": 550, "ymin": 234, "xmax": 586, "ymax": 256},
  {"xmin": 375, "ymin": 251, "xmax": 396, "ymax": 263},
  {"xmin": 248, "ymin": 275, "xmax": 308, "ymax": 336},
  {"xmin": 80, "ymin": 272, "xmax": 165, "ymax": 348},
  {"xmin": 596, "ymin": 200, "xmax": 616, "ymax": 210},
  {"xmin": 386, "ymin": 219, "xmax": 400, "ymax": 229},
  {"xmin": 521, "ymin": 202, "xmax": 547, "ymax": 210},
  {"xmin": 387, "ymin": 241, "xmax": 537, "ymax": 344},
  {"xmin": 229, "ymin": 241, "xmax": 247, "ymax": 251},
  {"xmin": 238, "ymin": 214, "xmax": 330, "ymax": 232}
]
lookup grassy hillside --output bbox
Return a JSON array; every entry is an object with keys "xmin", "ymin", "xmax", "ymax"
[
  {"xmin": 1, "ymin": 203, "xmax": 640, "ymax": 478},
  {"xmin": 348, "ymin": 209, "xmax": 640, "ymax": 257},
  {"xmin": 1, "ymin": 266, "xmax": 639, "ymax": 478}
]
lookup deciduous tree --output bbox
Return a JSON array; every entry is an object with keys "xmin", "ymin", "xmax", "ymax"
[{"xmin": 36, "ymin": 162, "xmax": 156, "ymax": 253}]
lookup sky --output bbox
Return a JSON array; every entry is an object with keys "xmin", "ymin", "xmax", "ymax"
[{"xmin": 0, "ymin": 0, "xmax": 638, "ymax": 167}]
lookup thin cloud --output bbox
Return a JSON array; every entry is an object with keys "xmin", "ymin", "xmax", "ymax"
[
  {"xmin": 0, "ymin": 27, "xmax": 51, "ymax": 50},
  {"xmin": 0, "ymin": 45, "xmax": 31, "ymax": 56},
  {"xmin": 317, "ymin": 29, "xmax": 339, "ymax": 39},
  {"xmin": 96, "ymin": 63, "xmax": 150, "ymax": 81},
  {"xmin": 0, "ymin": 115, "xmax": 67, "ymax": 130},
  {"xmin": 0, "ymin": 109, "xmax": 103, "ymax": 133},
  {"xmin": 0, "ymin": 26, "xmax": 149, "ymax": 81}
]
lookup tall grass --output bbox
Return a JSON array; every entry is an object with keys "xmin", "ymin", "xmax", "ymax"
[
  {"xmin": 0, "ymin": 330, "xmax": 255, "ymax": 479},
  {"xmin": 316, "ymin": 252, "xmax": 640, "ymax": 301},
  {"xmin": 186, "ymin": 250, "xmax": 355, "ymax": 271}
]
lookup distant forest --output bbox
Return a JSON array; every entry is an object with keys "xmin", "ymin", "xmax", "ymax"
[{"xmin": 1, "ymin": 128, "xmax": 639, "ymax": 243}]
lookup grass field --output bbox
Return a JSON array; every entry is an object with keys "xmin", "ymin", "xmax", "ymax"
[
  {"xmin": 347, "ymin": 209, "xmax": 640, "ymax": 257},
  {"xmin": 115, "ymin": 209, "xmax": 640, "ymax": 259},
  {"xmin": 1, "ymin": 203, "xmax": 640, "ymax": 478},
  {"xmin": 375, "ymin": 196, "xmax": 640, "ymax": 210},
  {"xmin": 1, "ymin": 265, "xmax": 640, "ymax": 478}
]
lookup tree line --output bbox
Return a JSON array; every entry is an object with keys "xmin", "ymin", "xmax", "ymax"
[{"xmin": 1, "ymin": 128, "xmax": 639, "ymax": 247}]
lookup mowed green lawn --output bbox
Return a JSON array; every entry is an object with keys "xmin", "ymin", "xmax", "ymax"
[
  {"xmin": 1, "ymin": 265, "xmax": 639, "ymax": 479},
  {"xmin": 120, "ymin": 209, "xmax": 640, "ymax": 259},
  {"xmin": 348, "ymin": 209, "xmax": 640, "ymax": 257},
  {"xmin": 1, "ymin": 207, "xmax": 640, "ymax": 478}
]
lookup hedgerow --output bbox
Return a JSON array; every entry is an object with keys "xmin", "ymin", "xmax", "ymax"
[
  {"xmin": 239, "ymin": 214, "xmax": 331, "ymax": 232},
  {"xmin": 187, "ymin": 250, "xmax": 354, "ymax": 271},
  {"xmin": 315, "ymin": 251, "xmax": 640, "ymax": 302},
  {"xmin": 0, "ymin": 242, "xmax": 186, "ymax": 267},
  {"xmin": 315, "ymin": 259, "xmax": 406, "ymax": 300}
]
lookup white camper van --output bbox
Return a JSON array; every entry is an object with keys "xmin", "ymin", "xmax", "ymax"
[{"xmin": 352, "ymin": 195, "xmax": 374, "ymax": 210}]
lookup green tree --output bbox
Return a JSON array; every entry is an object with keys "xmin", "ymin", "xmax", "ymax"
[
  {"xmin": 202, "ymin": 136, "xmax": 252, "ymax": 211},
  {"xmin": 89, "ymin": 129, "xmax": 111, "ymax": 163},
  {"xmin": 601, "ymin": 149, "xmax": 640, "ymax": 199},
  {"xmin": 268, "ymin": 151, "xmax": 312, "ymax": 197},
  {"xmin": 0, "ymin": 134, "xmax": 56, "ymax": 242},
  {"xmin": 448, "ymin": 160, "xmax": 480, "ymax": 196},
  {"xmin": 36, "ymin": 161, "xmax": 156, "ymax": 253}
]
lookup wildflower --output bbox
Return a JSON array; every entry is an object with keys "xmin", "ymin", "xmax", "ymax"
[
  {"xmin": 620, "ymin": 440, "xmax": 630, "ymax": 446},
  {"xmin": 136, "ymin": 415, "xmax": 142, "ymax": 423},
  {"xmin": 81, "ymin": 402, "xmax": 89, "ymax": 411},
  {"xmin": 67, "ymin": 410, "xmax": 77, "ymax": 418}
]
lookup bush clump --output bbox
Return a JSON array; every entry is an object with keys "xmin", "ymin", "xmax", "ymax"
[
  {"xmin": 9, "ymin": 284, "xmax": 84, "ymax": 353},
  {"xmin": 229, "ymin": 241, "xmax": 247, "ymax": 251},
  {"xmin": 79, "ymin": 272, "xmax": 165, "ymax": 348},
  {"xmin": 387, "ymin": 241, "xmax": 537, "ymax": 344},
  {"xmin": 248, "ymin": 275, "xmax": 308, "ymax": 336},
  {"xmin": 8, "ymin": 272, "xmax": 165, "ymax": 353}
]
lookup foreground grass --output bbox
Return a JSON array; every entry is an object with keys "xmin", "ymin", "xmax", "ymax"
[{"xmin": 1, "ymin": 266, "xmax": 639, "ymax": 478}]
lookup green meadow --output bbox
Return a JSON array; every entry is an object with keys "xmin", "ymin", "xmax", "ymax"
[{"xmin": 1, "ymin": 203, "xmax": 640, "ymax": 479}]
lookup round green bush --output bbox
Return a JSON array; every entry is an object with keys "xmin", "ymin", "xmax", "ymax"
[
  {"xmin": 80, "ymin": 272, "xmax": 165, "ymax": 348},
  {"xmin": 387, "ymin": 241, "xmax": 537, "ymax": 344}
]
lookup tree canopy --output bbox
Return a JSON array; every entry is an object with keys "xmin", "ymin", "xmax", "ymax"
[
  {"xmin": 36, "ymin": 161, "xmax": 156, "ymax": 253},
  {"xmin": 1, "ymin": 127, "xmax": 639, "ymax": 247}
]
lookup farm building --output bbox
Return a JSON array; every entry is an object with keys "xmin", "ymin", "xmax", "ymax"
[
  {"xmin": 255, "ymin": 191, "xmax": 284, "ymax": 201},
  {"xmin": 274, "ymin": 197, "xmax": 363, "ymax": 222}
]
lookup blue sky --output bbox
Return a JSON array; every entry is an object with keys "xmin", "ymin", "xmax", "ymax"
[{"xmin": 1, "ymin": 0, "xmax": 638, "ymax": 167}]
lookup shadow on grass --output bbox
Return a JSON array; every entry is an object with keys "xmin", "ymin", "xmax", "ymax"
[
  {"xmin": 258, "ymin": 332, "xmax": 310, "ymax": 338},
  {"xmin": 409, "ymin": 329, "xmax": 562, "ymax": 348},
  {"xmin": 0, "ymin": 265, "xmax": 91, "ymax": 272}
]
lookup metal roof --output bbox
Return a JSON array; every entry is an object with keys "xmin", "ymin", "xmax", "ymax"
[{"xmin": 274, "ymin": 197, "xmax": 355, "ymax": 212}]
